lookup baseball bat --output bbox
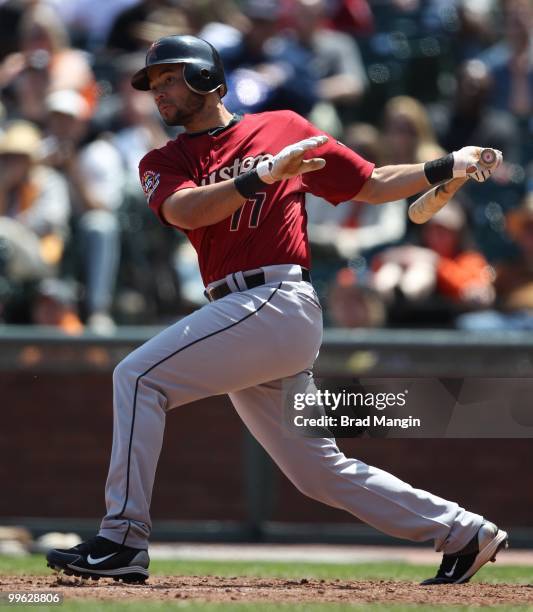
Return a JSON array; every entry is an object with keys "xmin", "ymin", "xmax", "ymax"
[{"xmin": 408, "ymin": 148, "xmax": 498, "ymax": 225}]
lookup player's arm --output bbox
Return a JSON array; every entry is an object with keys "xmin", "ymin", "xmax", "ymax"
[
  {"xmin": 355, "ymin": 147, "xmax": 502, "ymax": 205},
  {"xmin": 161, "ymin": 136, "xmax": 328, "ymax": 230},
  {"xmin": 162, "ymin": 181, "xmax": 246, "ymax": 230},
  {"xmin": 356, "ymin": 164, "xmax": 427, "ymax": 204}
]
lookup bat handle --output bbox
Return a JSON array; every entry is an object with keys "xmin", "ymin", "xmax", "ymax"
[{"xmin": 408, "ymin": 176, "xmax": 469, "ymax": 225}]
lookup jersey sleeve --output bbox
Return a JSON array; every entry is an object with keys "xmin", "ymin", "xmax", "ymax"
[
  {"xmin": 138, "ymin": 147, "xmax": 197, "ymax": 226},
  {"xmin": 288, "ymin": 113, "xmax": 374, "ymax": 205}
]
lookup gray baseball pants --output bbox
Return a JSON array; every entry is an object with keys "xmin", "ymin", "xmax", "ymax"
[{"xmin": 99, "ymin": 264, "xmax": 483, "ymax": 553}]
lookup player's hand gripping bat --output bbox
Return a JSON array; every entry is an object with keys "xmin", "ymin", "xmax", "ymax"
[{"xmin": 408, "ymin": 148, "xmax": 500, "ymax": 224}]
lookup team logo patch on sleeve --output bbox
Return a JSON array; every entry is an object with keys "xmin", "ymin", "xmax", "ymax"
[{"xmin": 141, "ymin": 170, "xmax": 160, "ymax": 202}]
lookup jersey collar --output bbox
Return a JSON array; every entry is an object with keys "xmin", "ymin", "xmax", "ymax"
[{"xmin": 186, "ymin": 113, "xmax": 243, "ymax": 138}]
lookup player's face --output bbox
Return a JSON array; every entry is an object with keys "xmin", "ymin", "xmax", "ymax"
[{"xmin": 147, "ymin": 64, "xmax": 205, "ymax": 126}]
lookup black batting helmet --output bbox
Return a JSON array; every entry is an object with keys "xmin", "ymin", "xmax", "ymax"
[{"xmin": 131, "ymin": 35, "xmax": 227, "ymax": 96}]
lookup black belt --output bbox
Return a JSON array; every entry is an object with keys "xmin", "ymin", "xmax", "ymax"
[{"xmin": 205, "ymin": 267, "xmax": 311, "ymax": 302}]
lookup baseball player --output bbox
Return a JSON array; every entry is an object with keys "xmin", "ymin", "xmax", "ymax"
[{"xmin": 47, "ymin": 35, "xmax": 507, "ymax": 585}]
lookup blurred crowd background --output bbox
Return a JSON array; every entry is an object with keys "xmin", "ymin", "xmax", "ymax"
[{"xmin": 0, "ymin": 0, "xmax": 531, "ymax": 333}]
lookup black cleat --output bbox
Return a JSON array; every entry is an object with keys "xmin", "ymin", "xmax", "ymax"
[
  {"xmin": 46, "ymin": 535, "xmax": 149, "ymax": 583},
  {"xmin": 421, "ymin": 521, "xmax": 508, "ymax": 585}
]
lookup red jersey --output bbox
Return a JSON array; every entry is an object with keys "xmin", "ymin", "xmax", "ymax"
[{"xmin": 139, "ymin": 110, "xmax": 374, "ymax": 285}]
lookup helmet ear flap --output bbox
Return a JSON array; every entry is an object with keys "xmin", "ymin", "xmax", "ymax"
[{"xmin": 183, "ymin": 62, "xmax": 225, "ymax": 95}]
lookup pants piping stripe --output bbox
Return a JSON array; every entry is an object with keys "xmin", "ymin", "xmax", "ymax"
[{"xmin": 120, "ymin": 521, "xmax": 131, "ymax": 547}]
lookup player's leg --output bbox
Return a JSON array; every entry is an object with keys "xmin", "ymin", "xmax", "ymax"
[
  {"xmin": 46, "ymin": 279, "xmax": 323, "ymax": 580},
  {"xmin": 229, "ymin": 373, "xmax": 507, "ymax": 584}
]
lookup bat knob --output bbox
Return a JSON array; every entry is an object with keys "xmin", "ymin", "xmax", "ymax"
[{"xmin": 480, "ymin": 148, "xmax": 497, "ymax": 166}]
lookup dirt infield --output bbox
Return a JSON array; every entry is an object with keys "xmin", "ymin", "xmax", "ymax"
[{"xmin": 2, "ymin": 574, "xmax": 533, "ymax": 606}]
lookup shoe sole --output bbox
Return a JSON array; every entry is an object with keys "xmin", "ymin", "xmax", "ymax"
[
  {"xmin": 47, "ymin": 561, "xmax": 148, "ymax": 584},
  {"xmin": 455, "ymin": 528, "xmax": 508, "ymax": 584}
]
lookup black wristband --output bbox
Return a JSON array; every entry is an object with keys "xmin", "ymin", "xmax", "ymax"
[
  {"xmin": 234, "ymin": 169, "xmax": 265, "ymax": 199},
  {"xmin": 424, "ymin": 153, "xmax": 454, "ymax": 185}
]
